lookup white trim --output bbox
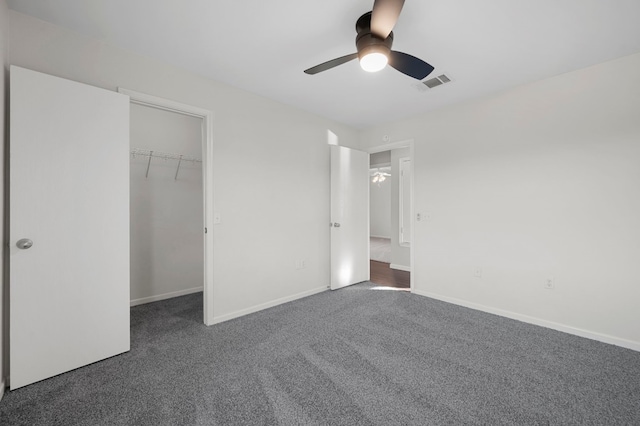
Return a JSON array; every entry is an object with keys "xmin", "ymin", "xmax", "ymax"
[
  {"xmin": 369, "ymin": 161, "xmax": 391, "ymax": 168},
  {"xmin": 212, "ymin": 286, "xmax": 327, "ymax": 325},
  {"xmin": 117, "ymin": 88, "xmax": 211, "ymax": 118},
  {"xmin": 390, "ymin": 263, "xmax": 411, "ymax": 272},
  {"xmin": 368, "ymin": 140, "xmax": 412, "ymax": 154},
  {"xmin": 414, "ymin": 289, "xmax": 640, "ymax": 352},
  {"xmin": 118, "ymin": 88, "xmax": 215, "ymax": 326},
  {"xmin": 398, "ymin": 156, "xmax": 411, "ymax": 247},
  {"xmin": 0, "ymin": 379, "xmax": 5, "ymax": 401},
  {"xmin": 130, "ymin": 287, "xmax": 203, "ymax": 307},
  {"xmin": 370, "ymin": 234, "xmax": 391, "ymax": 239},
  {"xmin": 367, "ymin": 139, "xmax": 415, "ymax": 293}
]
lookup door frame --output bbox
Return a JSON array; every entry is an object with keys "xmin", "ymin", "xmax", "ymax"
[
  {"xmin": 118, "ymin": 88, "xmax": 215, "ymax": 326},
  {"xmin": 367, "ymin": 139, "xmax": 415, "ymax": 292}
]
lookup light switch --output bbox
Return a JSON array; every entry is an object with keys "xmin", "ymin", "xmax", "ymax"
[{"xmin": 214, "ymin": 213, "xmax": 221, "ymax": 224}]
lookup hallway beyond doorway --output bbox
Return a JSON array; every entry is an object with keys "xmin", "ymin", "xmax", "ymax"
[
  {"xmin": 370, "ymin": 237, "xmax": 391, "ymax": 263},
  {"xmin": 370, "ymin": 260, "xmax": 410, "ymax": 289}
]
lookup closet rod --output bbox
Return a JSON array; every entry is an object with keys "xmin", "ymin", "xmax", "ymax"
[
  {"xmin": 130, "ymin": 147, "xmax": 202, "ymax": 164},
  {"xmin": 131, "ymin": 148, "xmax": 202, "ymax": 180}
]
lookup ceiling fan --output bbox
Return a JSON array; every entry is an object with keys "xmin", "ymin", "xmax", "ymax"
[
  {"xmin": 371, "ymin": 166, "xmax": 391, "ymax": 183},
  {"xmin": 304, "ymin": 0, "xmax": 434, "ymax": 80}
]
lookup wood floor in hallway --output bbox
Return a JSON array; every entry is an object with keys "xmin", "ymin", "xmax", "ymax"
[{"xmin": 369, "ymin": 260, "xmax": 410, "ymax": 289}]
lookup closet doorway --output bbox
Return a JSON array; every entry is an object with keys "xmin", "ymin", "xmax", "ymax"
[{"xmin": 120, "ymin": 88, "xmax": 214, "ymax": 325}]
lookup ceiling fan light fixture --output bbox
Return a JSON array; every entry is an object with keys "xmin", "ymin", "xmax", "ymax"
[
  {"xmin": 358, "ymin": 43, "xmax": 390, "ymax": 73},
  {"xmin": 360, "ymin": 52, "xmax": 388, "ymax": 72}
]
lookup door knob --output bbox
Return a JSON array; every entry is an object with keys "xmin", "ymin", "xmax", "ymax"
[
  {"xmin": 333, "ymin": 223, "xmax": 341, "ymax": 228},
  {"xmin": 16, "ymin": 239, "xmax": 33, "ymax": 250}
]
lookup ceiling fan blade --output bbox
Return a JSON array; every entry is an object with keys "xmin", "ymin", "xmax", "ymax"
[
  {"xmin": 304, "ymin": 53, "xmax": 358, "ymax": 75},
  {"xmin": 371, "ymin": 0, "xmax": 405, "ymax": 39},
  {"xmin": 388, "ymin": 51, "xmax": 434, "ymax": 80}
]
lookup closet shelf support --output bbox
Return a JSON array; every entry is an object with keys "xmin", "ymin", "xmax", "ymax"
[
  {"xmin": 131, "ymin": 148, "xmax": 201, "ymax": 180},
  {"xmin": 145, "ymin": 150, "xmax": 153, "ymax": 178},
  {"xmin": 174, "ymin": 155, "xmax": 183, "ymax": 180}
]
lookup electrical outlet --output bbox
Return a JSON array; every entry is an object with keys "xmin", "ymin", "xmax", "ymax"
[
  {"xmin": 416, "ymin": 212, "xmax": 431, "ymax": 222},
  {"xmin": 474, "ymin": 267, "xmax": 482, "ymax": 278},
  {"xmin": 544, "ymin": 277, "xmax": 555, "ymax": 289}
]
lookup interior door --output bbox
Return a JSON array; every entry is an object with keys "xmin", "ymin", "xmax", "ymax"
[
  {"xmin": 399, "ymin": 157, "xmax": 412, "ymax": 245},
  {"xmin": 9, "ymin": 66, "xmax": 130, "ymax": 389},
  {"xmin": 330, "ymin": 145, "xmax": 370, "ymax": 290}
]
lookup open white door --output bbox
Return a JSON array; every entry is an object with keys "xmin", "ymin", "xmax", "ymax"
[
  {"xmin": 330, "ymin": 145, "xmax": 369, "ymax": 290},
  {"xmin": 9, "ymin": 66, "xmax": 130, "ymax": 389}
]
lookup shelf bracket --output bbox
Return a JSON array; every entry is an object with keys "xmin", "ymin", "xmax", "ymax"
[
  {"xmin": 174, "ymin": 155, "xmax": 183, "ymax": 180},
  {"xmin": 145, "ymin": 150, "xmax": 153, "ymax": 178}
]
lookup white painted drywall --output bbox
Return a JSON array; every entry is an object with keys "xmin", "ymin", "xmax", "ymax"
[
  {"xmin": 369, "ymin": 178, "xmax": 391, "ymax": 238},
  {"xmin": 0, "ymin": 0, "xmax": 7, "ymax": 394},
  {"xmin": 369, "ymin": 151, "xmax": 391, "ymax": 238},
  {"xmin": 8, "ymin": 11, "xmax": 358, "ymax": 322},
  {"xmin": 369, "ymin": 151, "xmax": 390, "ymax": 166},
  {"xmin": 390, "ymin": 147, "xmax": 410, "ymax": 269},
  {"xmin": 129, "ymin": 104, "xmax": 203, "ymax": 304},
  {"xmin": 359, "ymin": 52, "xmax": 640, "ymax": 349}
]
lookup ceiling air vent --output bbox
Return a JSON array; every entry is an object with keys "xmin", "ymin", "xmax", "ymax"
[{"xmin": 423, "ymin": 74, "xmax": 452, "ymax": 89}]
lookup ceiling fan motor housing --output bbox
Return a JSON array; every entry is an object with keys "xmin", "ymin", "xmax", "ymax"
[{"xmin": 355, "ymin": 12, "xmax": 394, "ymax": 60}]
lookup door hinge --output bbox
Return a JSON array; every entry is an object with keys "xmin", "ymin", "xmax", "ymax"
[{"xmin": 205, "ymin": 227, "xmax": 208, "ymax": 234}]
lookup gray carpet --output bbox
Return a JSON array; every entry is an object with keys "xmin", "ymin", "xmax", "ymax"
[{"xmin": 1, "ymin": 283, "xmax": 639, "ymax": 425}]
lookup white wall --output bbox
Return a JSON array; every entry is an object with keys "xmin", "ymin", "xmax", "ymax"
[
  {"xmin": 369, "ymin": 151, "xmax": 391, "ymax": 238},
  {"xmin": 369, "ymin": 175, "xmax": 391, "ymax": 238},
  {"xmin": 369, "ymin": 151, "xmax": 390, "ymax": 165},
  {"xmin": 360, "ymin": 52, "xmax": 640, "ymax": 350},
  {"xmin": 129, "ymin": 104, "xmax": 203, "ymax": 304},
  {"xmin": 390, "ymin": 147, "xmax": 410, "ymax": 269},
  {"xmin": 8, "ymin": 11, "xmax": 359, "ymax": 323},
  {"xmin": 0, "ymin": 0, "xmax": 7, "ymax": 397}
]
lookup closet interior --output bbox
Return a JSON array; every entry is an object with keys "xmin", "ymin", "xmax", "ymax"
[{"xmin": 129, "ymin": 103, "xmax": 204, "ymax": 306}]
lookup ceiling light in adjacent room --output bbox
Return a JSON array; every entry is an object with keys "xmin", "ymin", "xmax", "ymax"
[{"xmin": 370, "ymin": 167, "xmax": 391, "ymax": 184}]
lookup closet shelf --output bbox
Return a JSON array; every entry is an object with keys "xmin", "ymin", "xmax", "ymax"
[
  {"xmin": 130, "ymin": 148, "xmax": 202, "ymax": 163},
  {"xmin": 130, "ymin": 148, "xmax": 202, "ymax": 180}
]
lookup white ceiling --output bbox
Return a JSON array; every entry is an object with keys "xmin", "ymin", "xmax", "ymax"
[{"xmin": 8, "ymin": 0, "xmax": 640, "ymax": 128}]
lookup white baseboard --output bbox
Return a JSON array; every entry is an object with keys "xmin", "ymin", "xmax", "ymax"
[
  {"xmin": 370, "ymin": 235, "xmax": 391, "ymax": 239},
  {"xmin": 130, "ymin": 287, "xmax": 203, "ymax": 307},
  {"xmin": 413, "ymin": 289, "xmax": 640, "ymax": 352},
  {"xmin": 212, "ymin": 286, "xmax": 327, "ymax": 325},
  {"xmin": 390, "ymin": 263, "xmax": 411, "ymax": 272},
  {"xmin": 0, "ymin": 378, "xmax": 5, "ymax": 401}
]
